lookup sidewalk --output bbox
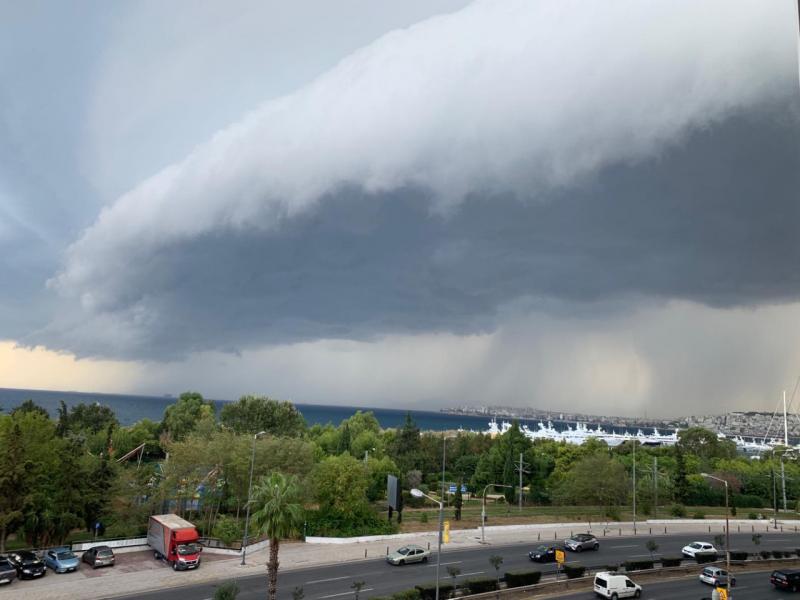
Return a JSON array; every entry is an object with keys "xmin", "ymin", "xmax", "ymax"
[{"xmin": 2, "ymin": 519, "xmax": 797, "ymax": 600}]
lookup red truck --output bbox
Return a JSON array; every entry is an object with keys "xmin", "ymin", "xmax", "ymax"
[{"xmin": 147, "ymin": 514, "xmax": 202, "ymax": 571}]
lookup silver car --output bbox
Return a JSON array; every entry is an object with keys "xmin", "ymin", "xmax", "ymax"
[
  {"xmin": 0, "ymin": 557, "xmax": 17, "ymax": 585},
  {"xmin": 564, "ymin": 533, "xmax": 599, "ymax": 552},
  {"xmin": 699, "ymin": 566, "xmax": 735, "ymax": 587},
  {"xmin": 386, "ymin": 544, "xmax": 430, "ymax": 565}
]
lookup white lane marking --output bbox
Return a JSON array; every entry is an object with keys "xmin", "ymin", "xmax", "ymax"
[
  {"xmin": 459, "ymin": 571, "xmax": 485, "ymax": 577},
  {"xmin": 318, "ymin": 589, "xmax": 374, "ymax": 599},
  {"xmin": 306, "ymin": 576, "xmax": 349, "ymax": 585},
  {"xmin": 429, "ymin": 561, "xmax": 463, "ymax": 567}
]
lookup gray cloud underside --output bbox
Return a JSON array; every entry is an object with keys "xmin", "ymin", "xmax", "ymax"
[{"xmin": 39, "ymin": 101, "xmax": 800, "ymax": 359}]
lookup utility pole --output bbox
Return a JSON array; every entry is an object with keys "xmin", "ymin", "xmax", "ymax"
[
  {"xmin": 782, "ymin": 390, "xmax": 788, "ymax": 511},
  {"xmin": 515, "ymin": 453, "xmax": 530, "ymax": 512},
  {"xmin": 437, "ymin": 434, "xmax": 446, "ymax": 600}
]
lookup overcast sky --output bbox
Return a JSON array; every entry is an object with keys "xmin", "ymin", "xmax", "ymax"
[{"xmin": 1, "ymin": 0, "xmax": 800, "ymax": 417}]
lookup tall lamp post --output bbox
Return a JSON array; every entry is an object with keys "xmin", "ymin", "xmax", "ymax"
[
  {"xmin": 241, "ymin": 430, "xmax": 267, "ymax": 565},
  {"xmin": 701, "ymin": 473, "xmax": 730, "ymax": 599},
  {"xmin": 480, "ymin": 483, "xmax": 513, "ymax": 544},
  {"xmin": 411, "ymin": 488, "xmax": 444, "ymax": 600}
]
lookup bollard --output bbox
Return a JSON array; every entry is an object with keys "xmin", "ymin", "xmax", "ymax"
[
  {"xmin": 365, "ymin": 549, "xmax": 367, "ymax": 558},
  {"xmin": 649, "ymin": 528, "xmax": 651, "ymax": 535},
  {"xmin": 781, "ymin": 526, "xmax": 784, "ymax": 532},
  {"xmin": 664, "ymin": 527, "xmax": 667, "ymax": 535},
  {"xmin": 387, "ymin": 546, "xmax": 389, "ymax": 555},
  {"xmin": 738, "ymin": 525, "xmax": 740, "ymax": 533},
  {"xmin": 427, "ymin": 542, "xmax": 430, "ymax": 550},
  {"xmin": 708, "ymin": 526, "xmax": 711, "ymax": 533},
  {"xmin": 619, "ymin": 528, "xmax": 621, "ymax": 536},
  {"xmin": 751, "ymin": 525, "xmax": 754, "ymax": 533},
  {"xmin": 538, "ymin": 532, "xmax": 541, "ymax": 541},
  {"xmin": 555, "ymin": 531, "xmax": 557, "ymax": 540}
]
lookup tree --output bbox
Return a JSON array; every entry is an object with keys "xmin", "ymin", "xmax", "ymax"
[
  {"xmin": 311, "ymin": 455, "xmax": 368, "ymax": 518},
  {"xmin": 553, "ymin": 454, "xmax": 630, "ymax": 511},
  {"xmin": 447, "ymin": 565, "xmax": 461, "ymax": 597},
  {"xmin": 672, "ymin": 444, "xmax": 690, "ymax": 504},
  {"xmin": 351, "ymin": 580, "xmax": 366, "ymax": 600},
  {"xmin": 214, "ymin": 581, "xmax": 240, "ymax": 600},
  {"xmin": 453, "ymin": 480, "xmax": 463, "ymax": 521},
  {"xmin": 250, "ymin": 473, "xmax": 305, "ymax": 600},
  {"xmin": 678, "ymin": 427, "xmax": 737, "ymax": 462},
  {"xmin": 645, "ymin": 539, "xmax": 658, "ymax": 559},
  {"xmin": 10, "ymin": 399, "xmax": 49, "ymax": 419},
  {"xmin": 162, "ymin": 392, "xmax": 215, "ymax": 441},
  {"xmin": 489, "ymin": 555, "xmax": 503, "ymax": 597},
  {"xmin": 391, "ymin": 413, "xmax": 421, "ymax": 473},
  {"xmin": 220, "ymin": 396, "xmax": 305, "ymax": 437},
  {"xmin": 61, "ymin": 403, "xmax": 119, "ymax": 435},
  {"xmin": 0, "ymin": 422, "xmax": 30, "ymax": 552}
]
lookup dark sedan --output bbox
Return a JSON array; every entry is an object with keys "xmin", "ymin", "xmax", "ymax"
[
  {"xmin": 529, "ymin": 545, "xmax": 558, "ymax": 562},
  {"xmin": 771, "ymin": 569, "xmax": 800, "ymax": 592},
  {"xmin": 82, "ymin": 545, "xmax": 116, "ymax": 569},
  {"xmin": 7, "ymin": 550, "xmax": 46, "ymax": 579},
  {"xmin": 0, "ymin": 557, "xmax": 17, "ymax": 585}
]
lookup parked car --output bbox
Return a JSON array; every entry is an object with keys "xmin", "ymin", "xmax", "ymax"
[
  {"xmin": 7, "ymin": 551, "xmax": 46, "ymax": 579},
  {"xmin": 82, "ymin": 545, "xmax": 116, "ymax": 569},
  {"xmin": 594, "ymin": 571, "xmax": 642, "ymax": 598},
  {"xmin": 682, "ymin": 542, "xmax": 717, "ymax": 558},
  {"xmin": 386, "ymin": 544, "xmax": 430, "ymax": 565},
  {"xmin": 699, "ymin": 566, "xmax": 735, "ymax": 587},
  {"xmin": 43, "ymin": 547, "xmax": 80, "ymax": 574},
  {"xmin": 0, "ymin": 557, "xmax": 17, "ymax": 585},
  {"xmin": 528, "ymin": 545, "xmax": 557, "ymax": 562},
  {"xmin": 771, "ymin": 569, "xmax": 800, "ymax": 592},
  {"xmin": 564, "ymin": 533, "xmax": 599, "ymax": 552}
]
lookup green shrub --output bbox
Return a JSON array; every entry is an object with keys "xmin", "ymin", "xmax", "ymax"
[
  {"xmin": 562, "ymin": 563, "xmax": 586, "ymax": 579},
  {"xmin": 306, "ymin": 507, "xmax": 397, "ymax": 537},
  {"xmin": 390, "ymin": 591, "xmax": 421, "ymax": 600},
  {"xmin": 414, "ymin": 583, "xmax": 454, "ymax": 600},
  {"xmin": 670, "ymin": 504, "xmax": 687, "ymax": 517},
  {"xmin": 623, "ymin": 560, "xmax": 654, "ymax": 571},
  {"xmin": 748, "ymin": 512, "xmax": 758, "ymax": 520},
  {"xmin": 504, "ymin": 570, "xmax": 542, "ymax": 588},
  {"xmin": 692, "ymin": 510, "xmax": 705, "ymax": 519},
  {"xmin": 419, "ymin": 512, "xmax": 429, "ymax": 524},
  {"xmin": 464, "ymin": 578, "xmax": 498, "ymax": 594},
  {"xmin": 212, "ymin": 515, "xmax": 243, "ymax": 546},
  {"xmin": 729, "ymin": 551, "xmax": 748, "ymax": 561},
  {"xmin": 695, "ymin": 552, "xmax": 718, "ymax": 564},
  {"xmin": 213, "ymin": 581, "xmax": 239, "ymax": 600},
  {"xmin": 734, "ymin": 494, "xmax": 766, "ymax": 508},
  {"xmin": 605, "ymin": 506, "xmax": 621, "ymax": 521},
  {"xmin": 660, "ymin": 557, "xmax": 682, "ymax": 567},
  {"xmin": 730, "ymin": 505, "xmax": 737, "ymax": 516},
  {"xmin": 772, "ymin": 550, "xmax": 786, "ymax": 558},
  {"xmin": 760, "ymin": 550, "xmax": 771, "ymax": 559},
  {"xmin": 604, "ymin": 564, "xmax": 620, "ymax": 572}
]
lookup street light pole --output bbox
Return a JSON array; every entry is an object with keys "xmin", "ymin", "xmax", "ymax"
[
  {"xmin": 241, "ymin": 430, "xmax": 267, "ymax": 566},
  {"xmin": 411, "ymin": 488, "xmax": 443, "ymax": 600},
  {"xmin": 701, "ymin": 473, "xmax": 730, "ymax": 599},
  {"xmin": 481, "ymin": 483, "xmax": 513, "ymax": 544}
]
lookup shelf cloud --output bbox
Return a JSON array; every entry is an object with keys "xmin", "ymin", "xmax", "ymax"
[{"xmin": 43, "ymin": 0, "xmax": 800, "ymax": 360}]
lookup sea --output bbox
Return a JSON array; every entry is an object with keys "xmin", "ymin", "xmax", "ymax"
[{"xmin": 0, "ymin": 387, "xmax": 495, "ymax": 431}]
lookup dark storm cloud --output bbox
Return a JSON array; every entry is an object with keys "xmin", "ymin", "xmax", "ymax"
[{"xmin": 39, "ymin": 101, "xmax": 800, "ymax": 359}]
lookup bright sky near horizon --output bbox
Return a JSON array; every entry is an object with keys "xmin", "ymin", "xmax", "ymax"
[{"xmin": 1, "ymin": 0, "xmax": 800, "ymax": 416}]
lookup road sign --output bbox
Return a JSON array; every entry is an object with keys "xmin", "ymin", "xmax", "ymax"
[
  {"xmin": 448, "ymin": 485, "xmax": 468, "ymax": 493},
  {"xmin": 555, "ymin": 549, "xmax": 565, "ymax": 564},
  {"xmin": 715, "ymin": 587, "xmax": 727, "ymax": 600},
  {"xmin": 443, "ymin": 520, "xmax": 450, "ymax": 543}
]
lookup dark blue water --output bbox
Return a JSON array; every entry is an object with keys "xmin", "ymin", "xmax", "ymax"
[{"xmin": 0, "ymin": 387, "xmax": 495, "ymax": 431}]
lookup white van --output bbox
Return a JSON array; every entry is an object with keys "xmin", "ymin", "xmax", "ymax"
[{"xmin": 594, "ymin": 572, "xmax": 642, "ymax": 598}]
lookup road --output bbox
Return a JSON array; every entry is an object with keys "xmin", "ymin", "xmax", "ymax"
[
  {"xmin": 558, "ymin": 571, "xmax": 796, "ymax": 599},
  {"xmin": 118, "ymin": 532, "xmax": 799, "ymax": 600}
]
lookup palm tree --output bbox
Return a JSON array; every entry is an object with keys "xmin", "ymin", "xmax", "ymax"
[{"xmin": 249, "ymin": 473, "xmax": 305, "ymax": 600}]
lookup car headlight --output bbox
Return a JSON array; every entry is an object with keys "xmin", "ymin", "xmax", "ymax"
[{"xmin": 22, "ymin": 569, "xmax": 31, "ymax": 573}]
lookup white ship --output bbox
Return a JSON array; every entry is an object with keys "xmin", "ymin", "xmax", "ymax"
[{"xmin": 486, "ymin": 418, "xmax": 679, "ymax": 446}]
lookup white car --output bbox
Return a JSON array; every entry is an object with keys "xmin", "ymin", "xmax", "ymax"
[
  {"xmin": 682, "ymin": 541, "xmax": 717, "ymax": 558},
  {"xmin": 594, "ymin": 572, "xmax": 642, "ymax": 598}
]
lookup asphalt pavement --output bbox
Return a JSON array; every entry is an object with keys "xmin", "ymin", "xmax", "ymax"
[
  {"xmin": 119, "ymin": 532, "xmax": 800, "ymax": 600},
  {"xmin": 557, "ymin": 571, "xmax": 797, "ymax": 599}
]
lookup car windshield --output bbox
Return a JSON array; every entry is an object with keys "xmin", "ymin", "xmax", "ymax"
[
  {"xmin": 0, "ymin": 559, "xmax": 10, "ymax": 567},
  {"xmin": 397, "ymin": 547, "xmax": 410, "ymax": 555},
  {"xmin": 177, "ymin": 543, "xmax": 201, "ymax": 555},
  {"xmin": 690, "ymin": 543, "xmax": 702, "ymax": 549},
  {"xmin": 97, "ymin": 550, "xmax": 113, "ymax": 557},
  {"xmin": 56, "ymin": 551, "xmax": 75, "ymax": 560},
  {"xmin": 22, "ymin": 558, "xmax": 40, "ymax": 565},
  {"xmin": 536, "ymin": 545, "xmax": 548, "ymax": 552}
]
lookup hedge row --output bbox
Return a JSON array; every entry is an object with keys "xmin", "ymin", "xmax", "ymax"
[
  {"xmin": 504, "ymin": 570, "xmax": 542, "ymax": 588},
  {"xmin": 562, "ymin": 563, "xmax": 586, "ymax": 579},
  {"xmin": 624, "ymin": 559, "xmax": 654, "ymax": 571},
  {"xmin": 414, "ymin": 583, "xmax": 453, "ymax": 600},
  {"xmin": 660, "ymin": 557, "xmax": 682, "ymax": 567},
  {"xmin": 464, "ymin": 578, "xmax": 499, "ymax": 594},
  {"xmin": 695, "ymin": 553, "xmax": 718, "ymax": 564}
]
